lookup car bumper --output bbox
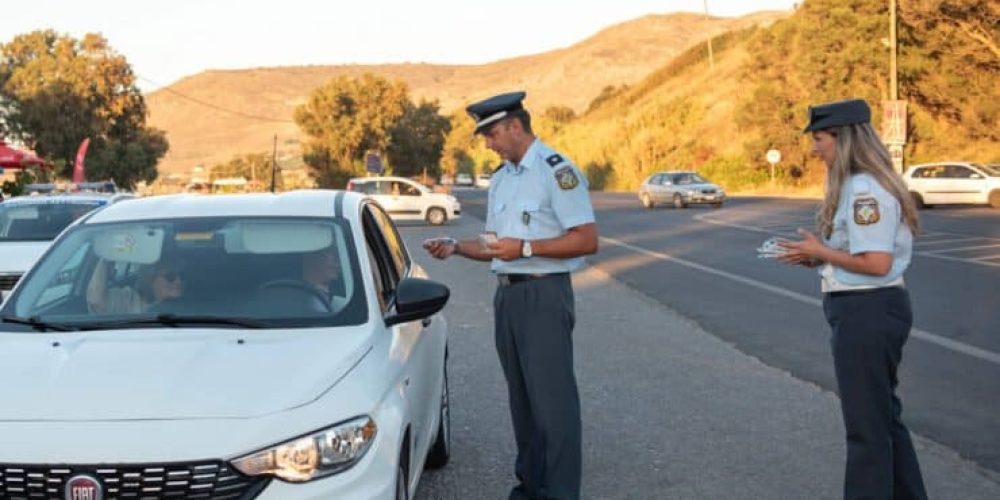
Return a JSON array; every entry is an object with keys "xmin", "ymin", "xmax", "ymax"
[{"xmin": 684, "ymin": 193, "xmax": 725, "ymax": 203}]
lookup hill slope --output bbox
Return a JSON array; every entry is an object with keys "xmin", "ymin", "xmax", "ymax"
[{"xmin": 146, "ymin": 11, "xmax": 787, "ymax": 176}]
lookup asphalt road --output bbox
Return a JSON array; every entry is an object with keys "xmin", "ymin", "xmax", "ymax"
[
  {"xmin": 400, "ymin": 202, "xmax": 1000, "ymax": 499},
  {"xmin": 453, "ymin": 189, "xmax": 1000, "ymax": 476}
]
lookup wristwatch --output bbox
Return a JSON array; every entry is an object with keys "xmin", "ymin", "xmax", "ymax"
[{"xmin": 521, "ymin": 240, "xmax": 533, "ymax": 258}]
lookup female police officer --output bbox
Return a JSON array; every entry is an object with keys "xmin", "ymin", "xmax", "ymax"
[{"xmin": 778, "ymin": 99, "xmax": 927, "ymax": 500}]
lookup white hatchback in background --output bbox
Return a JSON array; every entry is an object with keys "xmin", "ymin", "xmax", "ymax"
[
  {"xmin": 346, "ymin": 176, "xmax": 461, "ymax": 225},
  {"xmin": 0, "ymin": 191, "xmax": 451, "ymax": 500},
  {"xmin": 903, "ymin": 162, "xmax": 1000, "ymax": 208},
  {"xmin": 0, "ymin": 192, "xmax": 132, "ymax": 300}
]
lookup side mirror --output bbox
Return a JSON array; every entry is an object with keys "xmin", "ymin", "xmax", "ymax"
[{"xmin": 385, "ymin": 277, "xmax": 450, "ymax": 327}]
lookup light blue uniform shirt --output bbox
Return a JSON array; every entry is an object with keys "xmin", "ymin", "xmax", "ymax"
[
  {"xmin": 819, "ymin": 173, "xmax": 912, "ymax": 291},
  {"xmin": 485, "ymin": 139, "xmax": 595, "ymax": 274}
]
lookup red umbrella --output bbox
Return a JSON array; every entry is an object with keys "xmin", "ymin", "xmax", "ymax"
[{"xmin": 0, "ymin": 140, "xmax": 46, "ymax": 169}]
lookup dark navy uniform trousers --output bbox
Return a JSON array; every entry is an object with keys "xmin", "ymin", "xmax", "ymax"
[
  {"xmin": 494, "ymin": 273, "xmax": 581, "ymax": 500},
  {"xmin": 823, "ymin": 286, "xmax": 928, "ymax": 500}
]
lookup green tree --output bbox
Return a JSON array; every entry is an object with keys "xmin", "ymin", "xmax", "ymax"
[
  {"xmin": 0, "ymin": 31, "xmax": 167, "ymax": 189},
  {"xmin": 294, "ymin": 73, "xmax": 409, "ymax": 188},
  {"xmin": 210, "ymin": 152, "xmax": 282, "ymax": 191},
  {"xmin": 387, "ymin": 100, "xmax": 451, "ymax": 178}
]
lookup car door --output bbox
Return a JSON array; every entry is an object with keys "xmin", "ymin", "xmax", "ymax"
[
  {"xmin": 909, "ymin": 165, "xmax": 944, "ymax": 203},
  {"xmin": 362, "ymin": 204, "xmax": 440, "ymax": 454},
  {"xmin": 942, "ymin": 164, "xmax": 984, "ymax": 204}
]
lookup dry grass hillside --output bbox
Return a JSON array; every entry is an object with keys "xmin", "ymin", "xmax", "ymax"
[{"xmin": 146, "ymin": 11, "xmax": 788, "ymax": 176}]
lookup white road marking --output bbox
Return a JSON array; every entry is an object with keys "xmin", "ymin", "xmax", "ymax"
[
  {"xmin": 600, "ymin": 235, "xmax": 1000, "ymax": 367},
  {"xmin": 925, "ymin": 243, "xmax": 1000, "ymax": 254},
  {"xmin": 914, "ymin": 237, "xmax": 985, "ymax": 247}
]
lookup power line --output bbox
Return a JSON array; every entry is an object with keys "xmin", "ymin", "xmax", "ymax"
[{"xmin": 137, "ymin": 75, "xmax": 296, "ymax": 124}]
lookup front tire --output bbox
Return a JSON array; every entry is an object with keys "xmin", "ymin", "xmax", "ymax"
[
  {"xmin": 989, "ymin": 190, "xmax": 1000, "ymax": 209},
  {"xmin": 425, "ymin": 360, "xmax": 451, "ymax": 469},
  {"xmin": 672, "ymin": 194, "xmax": 687, "ymax": 209},
  {"xmin": 426, "ymin": 207, "xmax": 447, "ymax": 225},
  {"xmin": 640, "ymin": 193, "xmax": 654, "ymax": 209}
]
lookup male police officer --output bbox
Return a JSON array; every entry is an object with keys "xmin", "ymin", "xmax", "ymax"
[{"xmin": 424, "ymin": 91, "xmax": 597, "ymax": 500}]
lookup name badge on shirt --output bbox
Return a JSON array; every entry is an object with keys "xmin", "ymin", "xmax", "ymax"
[
  {"xmin": 853, "ymin": 197, "xmax": 880, "ymax": 225},
  {"xmin": 522, "ymin": 211, "xmax": 531, "ymax": 225}
]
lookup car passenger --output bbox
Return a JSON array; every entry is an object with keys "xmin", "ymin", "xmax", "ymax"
[{"xmin": 86, "ymin": 259, "xmax": 185, "ymax": 314}]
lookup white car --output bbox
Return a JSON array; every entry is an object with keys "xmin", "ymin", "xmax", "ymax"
[
  {"xmin": 346, "ymin": 176, "xmax": 461, "ymax": 225},
  {"xmin": 475, "ymin": 174, "xmax": 491, "ymax": 189},
  {"xmin": 0, "ymin": 192, "xmax": 132, "ymax": 300},
  {"xmin": 903, "ymin": 162, "xmax": 1000, "ymax": 208},
  {"xmin": 0, "ymin": 191, "xmax": 451, "ymax": 500},
  {"xmin": 454, "ymin": 173, "xmax": 473, "ymax": 187}
]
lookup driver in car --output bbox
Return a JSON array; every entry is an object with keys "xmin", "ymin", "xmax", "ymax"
[
  {"xmin": 301, "ymin": 245, "xmax": 341, "ymax": 301},
  {"xmin": 87, "ymin": 259, "xmax": 185, "ymax": 314}
]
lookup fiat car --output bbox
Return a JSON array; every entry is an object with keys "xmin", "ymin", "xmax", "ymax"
[{"xmin": 0, "ymin": 191, "xmax": 451, "ymax": 500}]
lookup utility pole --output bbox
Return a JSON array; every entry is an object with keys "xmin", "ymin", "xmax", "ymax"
[
  {"xmin": 270, "ymin": 134, "xmax": 278, "ymax": 193},
  {"xmin": 890, "ymin": 0, "xmax": 898, "ymax": 100},
  {"xmin": 703, "ymin": 0, "xmax": 715, "ymax": 69}
]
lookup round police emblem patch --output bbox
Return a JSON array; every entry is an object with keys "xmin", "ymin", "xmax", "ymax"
[{"xmin": 555, "ymin": 166, "xmax": 579, "ymax": 190}]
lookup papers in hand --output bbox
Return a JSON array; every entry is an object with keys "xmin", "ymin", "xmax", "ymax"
[
  {"xmin": 756, "ymin": 237, "xmax": 790, "ymax": 259},
  {"xmin": 423, "ymin": 237, "xmax": 456, "ymax": 247}
]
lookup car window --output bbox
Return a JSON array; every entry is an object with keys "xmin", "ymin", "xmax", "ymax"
[
  {"xmin": 981, "ymin": 165, "xmax": 1000, "ymax": 177},
  {"xmin": 912, "ymin": 166, "xmax": 944, "ymax": 178},
  {"xmin": 691, "ymin": 174, "xmax": 709, "ymax": 184},
  {"xmin": 361, "ymin": 205, "xmax": 399, "ymax": 309},
  {"xmin": 0, "ymin": 216, "xmax": 368, "ymax": 330},
  {"xmin": 370, "ymin": 205, "xmax": 409, "ymax": 279},
  {"xmin": 944, "ymin": 165, "xmax": 975, "ymax": 179},
  {"xmin": 0, "ymin": 200, "xmax": 104, "ymax": 242},
  {"xmin": 674, "ymin": 174, "xmax": 693, "ymax": 185}
]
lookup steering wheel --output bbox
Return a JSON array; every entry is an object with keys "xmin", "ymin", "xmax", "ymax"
[{"xmin": 256, "ymin": 279, "xmax": 333, "ymax": 313}]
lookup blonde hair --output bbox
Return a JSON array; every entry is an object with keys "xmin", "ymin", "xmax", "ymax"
[{"xmin": 817, "ymin": 123, "xmax": 920, "ymax": 238}]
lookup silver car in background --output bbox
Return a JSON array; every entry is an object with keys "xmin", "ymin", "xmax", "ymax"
[{"xmin": 639, "ymin": 171, "xmax": 725, "ymax": 209}]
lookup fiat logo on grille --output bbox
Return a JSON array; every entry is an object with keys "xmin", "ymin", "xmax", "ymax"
[{"xmin": 65, "ymin": 474, "xmax": 103, "ymax": 500}]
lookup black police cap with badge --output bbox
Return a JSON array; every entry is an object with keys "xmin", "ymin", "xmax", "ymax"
[
  {"xmin": 803, "ymin": 98, "xmax": 871, "ymax": 132},
  {"xmin": 466, "ymin": 91, "xmax": 527, "ymax": 135}
]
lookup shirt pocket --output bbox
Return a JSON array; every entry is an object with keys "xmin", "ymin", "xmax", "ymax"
[{"xmin": 518, "ymin": 201, "xmax": 541, "ymax": 227}]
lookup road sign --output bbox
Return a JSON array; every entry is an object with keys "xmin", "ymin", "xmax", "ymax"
[
  {"xmin": 365, "ymin": 152, "xmax": 383, "ymax": 174},
  {"xmin": 766, "ymin": 149, "xmax": 781, "ymax": 165},
  {"xmin": 882, "ymin": 100, "xmax": 907, "ymax": 145}
]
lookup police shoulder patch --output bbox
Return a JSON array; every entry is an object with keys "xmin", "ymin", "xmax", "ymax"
[
  {"xmin": 546, "ymin": 154, "xmax": 564, "ymax": 168},
  {"xmin": 555, "ymin": 166, "xmax": 579, "ymax": 190},
  {"xmin": 853, "ymin": 197, "xmax": 880, "ymax": 225}
]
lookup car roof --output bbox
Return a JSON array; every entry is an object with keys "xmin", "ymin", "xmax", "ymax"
[
  {"xmin": 906, "ymin": 161, "xmax": 984, "ymax": 169},
  {"xmin": 84, "ymin": 190, "xmax": 366, "ymax": 224},
  {"xmin": 4, "ymin": 192, "xmax": 123, "ymax": 205},
  {"xmin": 350, "ymin": 176, "xmax": 419, "ymax": 183}
]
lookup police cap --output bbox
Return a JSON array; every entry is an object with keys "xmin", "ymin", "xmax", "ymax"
[
  {"xmin": 803, "ymin": 98, "xmax": 871, "ymax": 132},
  {"xmin": 466, "ymin": 91, "xmax": 527, "ymax": 135}
]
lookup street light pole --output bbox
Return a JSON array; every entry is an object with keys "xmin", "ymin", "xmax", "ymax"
[
  {"xmin": 890, "ymin": 0, "xmax": 898, "ymax": 100},
  {"xmin": 703, "ymin": 0, "xmax": 714, "ymax": 69}
]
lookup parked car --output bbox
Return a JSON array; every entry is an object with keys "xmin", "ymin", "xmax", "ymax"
[
  {"xmin": 346, "ymin": 176, "xmax": 461, "ymax": 225},
  {"xmin": 0, "ymin": 191, "xmax": 452, "ymax": 499},
  {"xmin": 638, "ymin": 171, "xmax": 726, "ymax": 209},
  {"xmin": 903, "ymin": 162, "xmax": 1000, "ymax": 208},
  {"xmin": 475, "ymin": 174, "xmax": 492, "ymax": 189},
  {"xmin": 454, "ymin": 173, "xmax": 474, "ymax": 187},
  {"xmin": 0, "ymin": 192, "xmax": 133, "ymax": 300}
]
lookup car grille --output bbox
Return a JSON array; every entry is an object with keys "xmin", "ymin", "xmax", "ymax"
[
  {"xmin": 0, "ymin": 461, "xmax": 269, "ymax": 499},
  {"xmin": 0, "ymin": 273, "xmax": 22, "ymax": 291},
  {"xmin": 701, "ymin": 189, "xmax": 717, "ymax": 194}
]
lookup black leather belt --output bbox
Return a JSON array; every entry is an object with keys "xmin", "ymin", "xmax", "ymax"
[
  {"xmin": 826, "ymin": 286, "xmax": 903, "ymax": 298},
  {"xmin": 497, "ymin": 273, "xmax": 568, "ymax": 286}
]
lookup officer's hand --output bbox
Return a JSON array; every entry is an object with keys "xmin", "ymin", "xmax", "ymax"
[
  {"xmin": 780, "ymin": 228, "xmax": 825, "ymax": 260},
  {"xmin": 423, "ymin": 239, "xmax": 456, "ymax": 260},
  {"xmin": 489, "ymin": 238, "xmax": 523, "ymax": 261}
]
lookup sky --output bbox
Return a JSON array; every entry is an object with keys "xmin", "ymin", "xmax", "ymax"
[{"xmin": 3, "ymin": 1, "xmax": 799, "ymax": 92}]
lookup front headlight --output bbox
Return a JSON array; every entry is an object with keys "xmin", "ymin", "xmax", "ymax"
[{"xmin": 231, "ymin": 416, "xmax": 377, "ymax": 482}]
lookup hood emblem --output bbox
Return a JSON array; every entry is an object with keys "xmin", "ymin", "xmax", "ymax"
[{"xmin": 65, "ymin": 474, "xmax": 103, "ymax": 500}]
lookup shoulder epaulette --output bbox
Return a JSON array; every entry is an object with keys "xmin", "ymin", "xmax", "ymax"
[{"xmin": 545, "ymin": 154, "xmax": 564, "ymax": 168}]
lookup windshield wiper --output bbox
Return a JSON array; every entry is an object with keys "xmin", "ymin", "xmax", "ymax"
[
  {"xmin": 79, "ymin": 313, "xmax": 268, "ymax": 330},
  {"xmin": 0, "ymin": 315, "xmax": 76, "ymax": 332}
]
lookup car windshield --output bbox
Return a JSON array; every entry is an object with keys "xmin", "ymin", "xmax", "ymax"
[
  {"xmin": 0, "ymin": 216, "xmax": 368, "ymax": 331},
  {"xmin": 977, "ymin": 164, "xmax": 1000, "ymax": 176},
  {"xmin": 0, "ymin": 200, "xmax": 105, "ymax": 242}
]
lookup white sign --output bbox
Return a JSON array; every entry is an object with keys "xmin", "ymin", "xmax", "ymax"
[{"xmin": 766, "ymin": 149, "xmax": 781, "ymax": 165}]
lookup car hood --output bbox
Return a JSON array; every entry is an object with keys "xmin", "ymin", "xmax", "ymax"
[
  {"xmin": 0, "ymin": 241, "xmax": 50, "ymax": 274},
  {"xmin": 0, "ymin": 326, "xmax": 373, "ymax": 421}
]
